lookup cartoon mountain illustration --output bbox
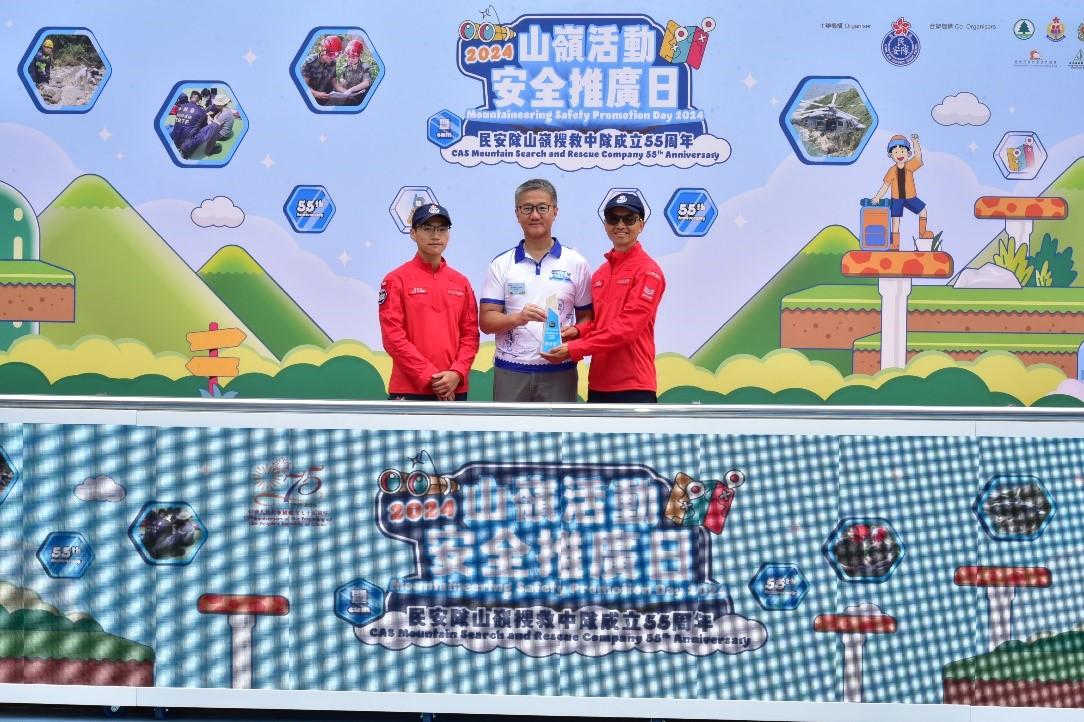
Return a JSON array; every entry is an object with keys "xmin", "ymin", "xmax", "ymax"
[
  {"xmin": 36, "ymin": 175, "xmax": 273, "ymax": 357},
  {"xmin": 964, "ymin": 157, "xmax": 1084, "ymax": 284},
  {"xmin": 198, "ymin": 245, "xmax": 332, "ymax": 358},
  {"xmin": 692, "ymin": 225, "xmax": 875, "ymax": 372},
  {"xmin": 0, "ymin": 580, "xmax": 153, "ymax": 685}
]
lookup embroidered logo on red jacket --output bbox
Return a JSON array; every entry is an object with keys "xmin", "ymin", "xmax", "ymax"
[
  {"xmin": 408, "ymin": 287, "xmax": 428, "ymax": 295},
  {"xmin": 447, "ymin": 288, "xmax": 464, "ymax": 297}
]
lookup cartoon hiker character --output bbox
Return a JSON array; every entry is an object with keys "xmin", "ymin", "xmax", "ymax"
[{"xmin": 871, "ymin": 134, "xmax": 936, "ymax": 250}]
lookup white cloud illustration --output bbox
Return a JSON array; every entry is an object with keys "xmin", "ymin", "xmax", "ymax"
[
  {"xmin": 931, "ymin": 92, "xmax": 990, "ymax": 126},
  {"xmin": 74, "ymin": 475, "xmax": 126, "ymax": 502},
  {"xmin": 191, "ymin": 196, "xmax": 245, "ymax": 228}
]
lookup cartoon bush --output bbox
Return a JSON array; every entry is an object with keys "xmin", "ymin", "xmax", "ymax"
[
  {"xmin": 1027, "ymin": 233, "xmax": 1077, "ymax": 287},
  {"xmin": 993, "ymin": 235, "xmax": 1035, "ymax": 286}
]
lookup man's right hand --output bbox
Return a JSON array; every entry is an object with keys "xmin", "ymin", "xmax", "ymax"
[{"xmin": 516, "ymin": 304, "xmax": 547, "ymax": 326}]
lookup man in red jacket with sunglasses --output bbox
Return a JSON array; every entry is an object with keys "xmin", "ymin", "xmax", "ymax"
[{"xmin": 541, "ymin": 194, "xmax": 665, "ymax": 403}]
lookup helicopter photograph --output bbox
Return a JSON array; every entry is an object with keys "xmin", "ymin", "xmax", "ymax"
[{"xmin": 788, "ymin": 82, "xmax": 873, "ymax": 157}]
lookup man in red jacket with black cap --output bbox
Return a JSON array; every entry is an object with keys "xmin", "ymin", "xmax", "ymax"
[
  {"xmin": 379, "ymin": 203, "xmax": 479, "ymax": 401},
  {"xmin": 541, "ymin": 193, "xmax": 665, "ymax": 403}
]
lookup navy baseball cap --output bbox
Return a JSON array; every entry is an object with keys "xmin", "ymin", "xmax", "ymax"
[
  {"xmin": 411, "ymin": 203, "xmax": 452, "ymax": 227},
  {"xmin": 604, "ymin": 193, "xmax": 645, "ymax": 216}
]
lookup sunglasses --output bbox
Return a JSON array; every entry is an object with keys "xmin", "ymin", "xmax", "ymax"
[{"xmin": 604, "ymin": 213, "xmax": 641, "ymax": 227}]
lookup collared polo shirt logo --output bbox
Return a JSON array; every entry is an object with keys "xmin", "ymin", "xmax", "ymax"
[
  {"xmin": 507, "ymin": 282, "xmax": 526, "ymax": 295},
  {"xmin": 549, "ymin": 270, "xmax": 572, "ymax": 283}
]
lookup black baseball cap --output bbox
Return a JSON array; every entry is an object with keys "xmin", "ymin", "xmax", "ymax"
[
  {"xmin": 411, "ymin": 203, "xmax": 452, "ymax": 227},
  {"xmin": 604, "ymin": 193, "xmax": 645, "ymax": 216}
]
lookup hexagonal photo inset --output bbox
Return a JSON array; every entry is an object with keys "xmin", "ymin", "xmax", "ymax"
[
  {"xmin": 19, "ymin": 28, "xmax": 111, "ymax": 113},
  {"xmin": 128, "ymin": 501, "xmax": 207, "ymax": 566},
  {"xmin": 291, "ymin": 27, "xmax": 384, "ymax": 113},
  {"xmin": 823, "ymin": 517, "xmax": 905, "ymax": 583},
  {"xmin": 993, "ymin": 131, "xmax": 1047, "ymax": 181},
  {"xmin": 155, "ymin": 81, "xmax": 248, "ymax": 168},
  {"xmin": 780, "ymin": 76, "xmax": 877, "ymax": 165}
]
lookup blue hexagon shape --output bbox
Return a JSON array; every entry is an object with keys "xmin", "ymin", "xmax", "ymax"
[
  {"xmin": 154, "ymin": 81, "xmax": 249, "ymax": 168},
  {"xmin": 335, "ymin": 578, "xmax": 385, "ymax": 626},
  {"xmin": 284, "ymin": 185, "xmax": 336, "ymax": 233},
  {"xmin": 749, "ymin": 562, "xmax": 809, "ymax": 611},
  {"xmin": 664, "ymin": 188, "xmax": 718, "ymax": 237},
  {"xmin": 993, "ymin": 132, "xmax": 1047, "ymax": 180},
  {"xmin": 973, "ymin": 474, "xmax": 1055, "ymax": 541},
  {"xmin": 598, "ymin": 188, "xmax": 651, "ymax": 222},
  {"xmin": 291, "ymin": 27, "xmax": 385, "ymax": 114},
  {"xmin": 128, "ymin": 501, "xmax": 206, "ymax": 566},
  {"xmin": 19, "ymin": 28, "xmax": 111, "ymax": 113},
  {"xmin": 428, "ymin": 110, "xmax": 463, "ymax": 149},
  {"xmin": 37, "ymin": 531, "xmax": 94, "ymax": 579},
  {"xmin": 0, "ymin": 446, "xmax": 19, "ymax": 506},
  {"xmin": 780, "ymin": 76, "xmax": 878, "ymax": 165},
  {"xmin": 390, "ymin": 186, "xmax": 439, "ymax": 233},
  {"xmin": 823, "ymin": 517, "xmax": 905, "ymax": 583}
]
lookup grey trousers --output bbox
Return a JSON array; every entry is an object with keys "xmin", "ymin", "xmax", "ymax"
[{"xmin": 493, "ymin": 366, "xmax": 578, "ymax": 402}]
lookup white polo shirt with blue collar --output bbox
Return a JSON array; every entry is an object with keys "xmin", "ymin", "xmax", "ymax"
[{"xmin": 480, "ymin": 238, "xmax": 593, "ymax": 373}]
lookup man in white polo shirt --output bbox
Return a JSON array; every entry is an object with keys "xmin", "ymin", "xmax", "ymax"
[{"xmin": 479, "ymin": 179, "xmax": 593, "ymax": 402}]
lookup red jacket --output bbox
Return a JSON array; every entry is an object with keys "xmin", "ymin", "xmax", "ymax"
[
  {"xmin": 567, "ymin": 242, "xmax": 665, "ymax": 392},
  {"xmin": 379, "ymin": 255, "xmax": 479, "ymax": 395}
]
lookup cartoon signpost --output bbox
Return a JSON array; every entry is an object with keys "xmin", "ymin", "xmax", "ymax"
[{"xmin": 186, "ymin": 322, "xmax": 245, "ymax": 396}]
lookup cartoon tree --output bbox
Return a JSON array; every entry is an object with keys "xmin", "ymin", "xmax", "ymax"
[
  {"xmin": 0, "ymin": 181, "xmax": 41, "ymax": 350},
  {"xmin": 0, "ymin": 181, "xmax": 39, "ymax": 261}
]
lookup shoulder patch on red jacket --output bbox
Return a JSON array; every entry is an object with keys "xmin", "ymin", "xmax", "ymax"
[{"xmin": 640, "ymin": 276, "xmax": 660, "ymax": 302}]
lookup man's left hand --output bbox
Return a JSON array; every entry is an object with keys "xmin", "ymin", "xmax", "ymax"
[{"xmin": 540, "ymin": 344, "xmax": 570, "ymax": 363}]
